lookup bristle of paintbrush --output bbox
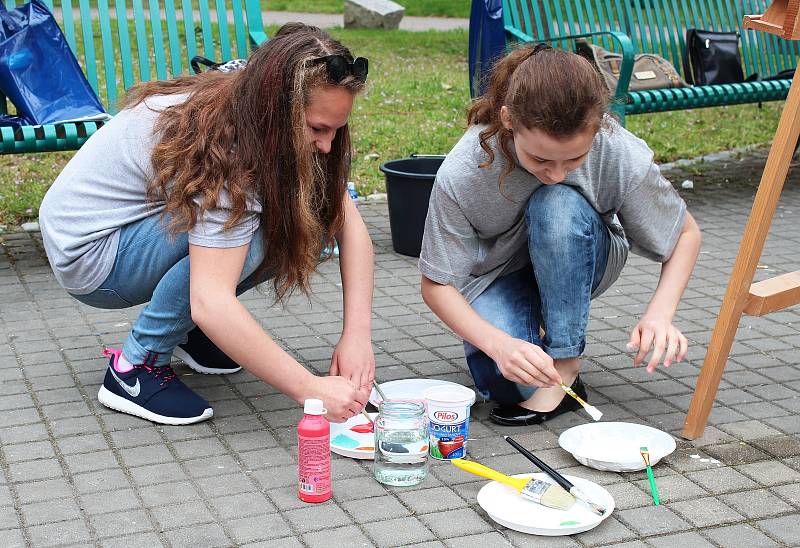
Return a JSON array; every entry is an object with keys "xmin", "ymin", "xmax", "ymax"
[
  {"xmin": 520, "ymin": 480, "xmax": 575, "ymax": 511},
  {"xmin": 640, "ymin": 446, "xmax": 651, "ymax": 466},
  {"xmin": 560, "ymin": 383, "xmax": 603, "ymax": 421}
]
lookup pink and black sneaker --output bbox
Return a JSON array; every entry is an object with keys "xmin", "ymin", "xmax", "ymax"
[{"xmin": 98, "ymin": 348, "xmax": 213, "ymax": 425}]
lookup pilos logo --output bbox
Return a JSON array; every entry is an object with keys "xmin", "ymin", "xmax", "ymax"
[{"xmin": 434, "ymin": 410, "xmax": 459, "ymax": 422}]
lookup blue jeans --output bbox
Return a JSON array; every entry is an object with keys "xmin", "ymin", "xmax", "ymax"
[
  {"xmin": 71, "ymin": 214, "xmax": 266, "ymax": 366},
  {"xmin": 465, "ymin": 185, "xmax": 614, "ymax": 405}
]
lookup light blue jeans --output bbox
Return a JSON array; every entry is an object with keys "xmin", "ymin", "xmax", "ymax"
[
  {"xmin": 465, "ymin": 185, "xmax": 615, "ymax": 405},
  {"xmin": 71, "ymin": 214, "xmax": 266, "ymax": 366}
]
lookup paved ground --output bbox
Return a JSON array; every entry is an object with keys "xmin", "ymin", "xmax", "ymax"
[{"xmin": 1, "ymin": 147, "xmax": 800, "ymax": 547}]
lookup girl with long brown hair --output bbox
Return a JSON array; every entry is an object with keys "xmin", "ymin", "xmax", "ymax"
[
  {"xmin": 39, "ymin": 23, "xmax": 375, "ymax": 425},
  {"xmin": 420, "ymin": 44, "xmax": 701, "ymax": 426}
]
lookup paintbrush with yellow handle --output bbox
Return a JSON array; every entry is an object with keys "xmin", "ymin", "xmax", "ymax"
[
  {"xmin": 560, "ymin": 383, "xmax": 603, "ymax": 421},
  {"xmin": 451, "ymin": 459, "xmax": 575, "ymax": 510}
]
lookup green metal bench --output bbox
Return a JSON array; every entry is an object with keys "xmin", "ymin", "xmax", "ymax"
[
  {"xmin": 1, "ymin": 0, "xmax": 266, "ymax": 154},
  {"xmin": 502, "ymin": 0, "xmax": 800, "ymax": 124}
]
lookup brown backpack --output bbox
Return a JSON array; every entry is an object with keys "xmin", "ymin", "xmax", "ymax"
[{"xmin": 575, "ymin": 39, "xmax": 689, "ymax": 92}]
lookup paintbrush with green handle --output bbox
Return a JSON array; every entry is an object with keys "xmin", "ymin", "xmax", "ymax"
[{"xmin": 640, "ymin": 446, "xmax": 660, "ymax": 505}]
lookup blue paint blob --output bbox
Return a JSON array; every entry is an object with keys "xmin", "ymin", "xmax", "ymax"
[{"xmin": 331, "ymin": 433, "xmax": 359, "ymax": 449}]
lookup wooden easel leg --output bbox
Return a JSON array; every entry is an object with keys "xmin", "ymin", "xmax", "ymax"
[{"xmin": 682, "ymin": 64, "xmax": 800, "ymax": 440}]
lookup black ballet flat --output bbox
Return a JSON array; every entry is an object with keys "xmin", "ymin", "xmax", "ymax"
[{"xmin": 489, "ymin": 376, "xmax": 588, "ymax": 426}]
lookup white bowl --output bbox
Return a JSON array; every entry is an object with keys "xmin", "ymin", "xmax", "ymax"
[{"xmin": 558, "ymin": 422, "xmax": 676, "ymax": 472}]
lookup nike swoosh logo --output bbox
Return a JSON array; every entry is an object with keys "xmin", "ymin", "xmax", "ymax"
[{"xmin": 109, "ymin": 367, "xmax": 141, "ymax": 397}]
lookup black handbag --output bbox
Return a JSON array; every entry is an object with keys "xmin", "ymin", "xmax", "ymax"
[{"xmin": 683, "ymin": 29, "xmax": 746, "ymax": 85}]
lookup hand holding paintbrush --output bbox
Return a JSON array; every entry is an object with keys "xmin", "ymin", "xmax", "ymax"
[{"xmin": 505, "ymin": 436, "xmax": 606, "ymax": 516}]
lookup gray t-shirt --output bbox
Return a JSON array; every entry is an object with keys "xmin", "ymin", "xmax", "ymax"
[
  {"xmin": 419, "ymin": 121, "xmax": 686, "ymax": 303},
  {"xmin": 39, "ymin": 94, "xmax": 262, "ymax": 295}
]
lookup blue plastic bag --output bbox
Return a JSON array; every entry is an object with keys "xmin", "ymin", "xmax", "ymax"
[
  {"xmin": 468, "ymin": 0, "xmax": 505, "ymax": 98},
  {"xmin": 0, "ymin": 0, "xmax": 108, "ymax": 128}
]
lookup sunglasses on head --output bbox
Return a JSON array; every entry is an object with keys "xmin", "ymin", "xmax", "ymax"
[{"xmin": 310, "ymin": 54, "xmax": 369, "ymax": 84}]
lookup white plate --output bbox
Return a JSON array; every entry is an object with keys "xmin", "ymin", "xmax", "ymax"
[
  {"xmin": 558, "ymin": 422, "xmax": 677, "ymax": 472},
  {"xmin": 477, "ymin": 473, "xmax": 615, "ymax": 536},
  {"xmin": 369, "ymin": 378, "xmax": 469, "ymax": 407},
  {"xmin": 330, "ymin": 413, "xmax": 377, "ymax": 460}
]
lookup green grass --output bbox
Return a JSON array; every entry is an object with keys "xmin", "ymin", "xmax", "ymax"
[
  {"xmin": 0, "ymin": 27, "xmax": 786, "ymax": 227},
  {"xmin": 263, "ymin": 0, "xmax": 471, "ymax": 18}
]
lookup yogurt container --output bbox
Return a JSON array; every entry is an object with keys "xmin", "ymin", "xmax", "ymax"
[{"xmin": 423, "ymin": 384, "xmax": 476, "ymax": 460}]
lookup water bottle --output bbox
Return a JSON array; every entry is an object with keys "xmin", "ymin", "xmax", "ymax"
[
  {"xmin": 297, "ymin": 398, "xmax": 331, "ymax": 503},
  {"xmin": 347, "ymin": 181, "xmax": 359, "ymax": 202}
]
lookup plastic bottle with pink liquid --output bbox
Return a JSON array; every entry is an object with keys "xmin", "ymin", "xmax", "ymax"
[{"xmin": 297, "ymin": 398, "xmax": 331, "ymax": 503}]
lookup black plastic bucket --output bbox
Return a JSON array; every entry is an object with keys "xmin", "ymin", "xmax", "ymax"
[{"xmin": 380, "ymin": 154, "xmax": 445, "ymax": 257}]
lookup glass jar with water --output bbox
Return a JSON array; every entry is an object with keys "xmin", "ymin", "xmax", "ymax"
[{"xmin": 373, "ymin": 400, "xmax": 428, "ymax": 486}]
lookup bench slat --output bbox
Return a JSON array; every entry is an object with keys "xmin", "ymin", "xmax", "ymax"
[
  {"xmin": 148, "ymin": 0, "xmax": 168, "ymax": 81},
  {"xmin": 164, "ymin": 0, "xmax": 183, "ymax": 76},
  {"xmin": 77, "ymin": 0, "xmax": 99, "ymax": 94},
  {"xmin": 231, "ymin": 0, "xmax": 247, "ymax": 58},
  {"xmin": 98, "ymin": 0, "xmax": 118, "ymax": 110},
  {"xmin": 131, "ymin": 0, "xmax": 151, "ymax": 82},
  {"xmin": 115, "ymin": 0, "xmax": 135, "ymax": 97},
  {"xmin": 215, "ymin": 0, "xmax": 233, "ymax": 61},
  {"xmin": 198, "ymin": 0, "xmax": 215, "ymax": 59}
]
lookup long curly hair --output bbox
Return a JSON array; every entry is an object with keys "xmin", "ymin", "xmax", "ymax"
[
  {"xmin": 467, "ymin": 44, "xmax": 610, "ymax": 185},
  {"xmin": 123, "ymin": 23, "xmax": 365, "ymax": 301}
]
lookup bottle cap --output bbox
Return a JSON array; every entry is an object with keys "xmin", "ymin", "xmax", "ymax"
[{"xmin": 303, "ymin": 398, "xmax": 327, "ymax": 415}]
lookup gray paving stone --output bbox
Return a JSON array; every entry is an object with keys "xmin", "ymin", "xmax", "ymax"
[
  {"xmin": 119, "ymin": 445, "xmax": 174, "ymax": 467},
  {"xmin": 209, "ymin": 491, "xmax": 275, "ymax": 520},
  {"xmin": 633, "ymin": 473, "xmax": 708, "ymax": 503},
  {"xmin": 736, "ymin": 460, "xmax": 800, "ymax": 486},
  {"xmin": 28, "ymin": 518, "xmax": 92, "ymax": 546},
  {"xmin": 340, "ymin": 494, "xmax": 411, "ymax": 522},
  {"xmin": 138, "ymin": 482, "xmax": 200, "ymax": 507},
  {"xmin": 90, "ymin": 509, "xmax": 153, "ymax": 538},
  {"xmin": 184, "ymin": 454, "xmax": 243, "ymax": 479},
  {"xmin": 303, "ymin": 525, "xmax": 375, "ymax": 547},
  {"xmin": 417, "ymin": 507, "xmax": 494, "ymax": 539},
  {"xmin": 65, "ymin": 449, "xmax": 119, "ymax": 474},
  {"xmin": 283, "ymin": 503, "xmax": 352, "ymax": 533},
  {"xmin": 3, "ymin": 440, "xmax": 55, "ymax": 462},
  {"xmin": 163, "ymin": 523, "xmax": 231, "ymax": 548},
  {"xmin": 685, "ymin": 466, "xmax": 759, "ymax": 494},
  {"xmin": 578, "ymin": 516, "xmax": 639, "ymax": 546},
  {"xmin": 99, "ymin": 532, "xmax": 166, "ymax": 548},
  {"xmin": 129, "ymin": 462, "xmax": 188, "ymax": 486},
  {"xmin": 8, "ymin": 458, "xmax": 63, "ymax": 482},
  {"xmin": 0, "ymin": 505, "xmax": 20, "ymax": 529},
  {"xmin": 396, "ymin": 486, "xmax": 469, "ymax": 514},
  {"xmin": 646, "ymin": 531, "xmax": 715, "ymax": 548},
  {"xmin": 756, "ymin": 515, "xmax": 800, "ymax": 545},
  {"xmin": 151, "ymin": 500, "xmax": 216, "ymax": 529},
  {"xmin": 443, "ymin": 531, "xmax": 513, "ymax": 547},
  {"xmin": 616, "ymin": 506, "xmax": 692, "ymax": 536},
  {"xmin": 702, "ymin": 523, "xmax": 780, "ymax": 548},
  {"xmin": 363, "ymin": 516, "xmax": 437, "ymax": 546},
  {"xmin": 667, "ymin": 496, "xmax": 743, "ymax": 528},
  {"xmin": 22, "ymin": 497, "xmax": 83, "ymax": 526},
  {"xmin": 0, "ymin": 527, "xmax": 25, "ymax": 548},
  {"xmin": 240, "ymin": 537, "xmax": 304, "ymax": 548},
  {"xmin": 750, "ymin": 435, "xmax": 800, "ymax": 458},
  {"xmin": 80, "ymin": 488, "xmax": 141, "ymax": 515},
  {"xmin": 227, "ymin": 513, "xmax": 293, "ymax": 544},
  {"xmin": 719, "ymin": 488, "xmax": 795, "ymax": 519}
]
